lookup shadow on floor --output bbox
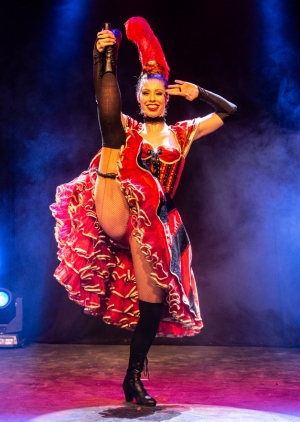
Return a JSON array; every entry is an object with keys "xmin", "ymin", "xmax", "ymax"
[{"xmin": 99, "ymin": 404, "xmax": 186, "ymax": 420}]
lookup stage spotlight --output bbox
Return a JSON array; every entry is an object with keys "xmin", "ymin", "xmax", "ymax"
[
  {"xmin": 0, "ymin": 288, "xmax": 23, "ymax": 348},
  {"xmin": 0, "ymin": 289, "xmax": 11, "ymax": 308}
]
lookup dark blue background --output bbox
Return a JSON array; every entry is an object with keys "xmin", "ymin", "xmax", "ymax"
[{"xmin": 1, "ymin": 0, "xmax": 300, "ymax": 346}]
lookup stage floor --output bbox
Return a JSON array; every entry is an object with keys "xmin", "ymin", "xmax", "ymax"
[{"xmin": 1, "ymin": 344, "xmax": 300, "ymax": 421}]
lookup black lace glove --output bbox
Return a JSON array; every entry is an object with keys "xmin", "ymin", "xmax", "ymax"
[{"xmin": 197, "ymin": 87, "xmax": 237, "ymax": 121}]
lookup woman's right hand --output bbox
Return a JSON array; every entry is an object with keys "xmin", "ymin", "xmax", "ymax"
[{"xmin": 96, "ymin": 29, "xmax": 116, "ymax": 53}]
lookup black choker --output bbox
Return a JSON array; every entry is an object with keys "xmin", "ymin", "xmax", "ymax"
[{"xmin": 143, "ymin": 116, "xmax": 166, "ymax": 124}]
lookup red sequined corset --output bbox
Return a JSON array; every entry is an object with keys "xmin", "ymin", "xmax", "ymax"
[
  {"xmin": 125, "ymin": 115, "xmax": 199, "ymax": 197},
  {"xmin": 141, "ymin": 141, "xmax": 183, "ymax": 196}
]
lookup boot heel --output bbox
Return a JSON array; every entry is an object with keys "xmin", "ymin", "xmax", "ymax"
[
  {"xmin": 123, "ymin": 368, "xmax": 156, "ymax": 407},
  {"xmin": 124, "ymin": 391, "xmax": 134, "ymax": 402},
  {"xmin": 123, "ymin": 387, "xmax": 134, "ymax": 402},
  {"xmin": 123, "ymin": 382, "xmax": 134, "ymax": 402}
]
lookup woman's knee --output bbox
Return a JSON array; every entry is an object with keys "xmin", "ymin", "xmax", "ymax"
[
  {"xmin": 100, "ymin": 218, "xmax": 129, "ymax": 241},
  {"xmin": 94, "ymin": 180, "xmax": 130, "ymax": 240}
]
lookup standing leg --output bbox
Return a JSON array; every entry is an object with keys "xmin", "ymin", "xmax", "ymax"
[{"xmin": 123, "ymin": 236, "xmax": 165, "ymax": 406}]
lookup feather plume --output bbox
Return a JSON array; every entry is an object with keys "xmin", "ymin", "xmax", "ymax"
[{"xmin": 125, "ymin": 17, "xmax": 170, "ymax": 80}]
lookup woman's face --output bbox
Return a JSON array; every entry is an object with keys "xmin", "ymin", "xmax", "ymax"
[{"xmin": 137, "ymin": 78, "xmax": 168, "ymax": 118}]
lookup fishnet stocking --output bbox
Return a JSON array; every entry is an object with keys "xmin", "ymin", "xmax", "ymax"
[
  {"xmin": 94, "ymin": 149, "xmax": 129, "ymax": 241},
  {"xmin": 94, "ymin": 71, "xmax": 128, "ymax": 240},
  {"xmin": 130, "ymin": 236, "xmax": 166, "ymax": 303}
]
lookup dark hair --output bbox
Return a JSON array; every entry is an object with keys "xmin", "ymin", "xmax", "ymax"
[{"xmin": 136, "ymin": 73, "xmax": 168, "ymax": 95}]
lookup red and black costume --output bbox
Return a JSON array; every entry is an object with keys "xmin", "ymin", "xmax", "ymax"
[
  {"xmin": 50, "ymin": 115, "xmax": 204, "ymax": 337},
  {"xmin": 50, "ymin": 16, "xmax": 236, "ymax": 407}
]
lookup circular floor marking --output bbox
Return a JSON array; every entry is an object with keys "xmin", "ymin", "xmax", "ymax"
[{"xmin": 29, "ymin": 404, "xmax": 300, "ymax": 422}]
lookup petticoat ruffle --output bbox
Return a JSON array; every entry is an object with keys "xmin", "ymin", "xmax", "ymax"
[{"xmin": 50, "ymin": 131, "xmax": 203, "ymax": 337}]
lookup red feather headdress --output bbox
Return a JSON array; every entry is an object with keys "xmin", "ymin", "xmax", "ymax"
[{"xmin": 125, "ymin": 17, "xmax": 170, "ymax": 80}]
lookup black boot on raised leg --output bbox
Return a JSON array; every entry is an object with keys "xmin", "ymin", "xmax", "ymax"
[
  {"xmin": 104, "ymin": 28, "xmax": 122, "ymax": 75},
  {"xmin": 94, "ymin": 23, "xmax": 125, "ymax": 152},
  {"xmin": 93, "ymin": 23, "xmax": 122, "ymax": 101}
]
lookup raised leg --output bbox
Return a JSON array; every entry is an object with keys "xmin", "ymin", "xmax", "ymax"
[
  {"xmin": 94, "ymin": 148, "xmax": 129, "ymax": 241},
  {"xmin": 94, "ymin": 66, "xmax": 129, "ymax": 240}
]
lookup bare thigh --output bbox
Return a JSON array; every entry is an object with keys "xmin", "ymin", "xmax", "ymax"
[
  {"xmin": 129, "ymin": 235, "xmax": 166, "ymax": 303},
  {"xmin": 94, "ymin": 178, "xmax": 130, "ymax": 240},
  {"xmin": 94, "ymin": 147, "xmax": 129, "ymax": 241}
]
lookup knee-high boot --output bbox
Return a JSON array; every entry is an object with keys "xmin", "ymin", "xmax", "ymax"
[
  {"xmin": 94, "ymin": 24, "xmax": 124, "ymax": 153},
  {"xmin": 123, "ymin": 300, "xmax": 164, "ymax": 407}
]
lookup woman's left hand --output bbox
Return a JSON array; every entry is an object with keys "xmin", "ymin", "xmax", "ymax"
[{"xmin": 166, "ymin": 80, "xmax": 199, "ymax": 101}]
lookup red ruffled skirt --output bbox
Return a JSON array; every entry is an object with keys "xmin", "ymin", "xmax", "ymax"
[{"xmin": 50, "ymin": 130, "xmax": 203, "ymax": 337}]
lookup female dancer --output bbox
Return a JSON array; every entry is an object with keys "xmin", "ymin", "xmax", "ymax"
[{"xmin": 50, "ymin": 17, "xmax": 236, "ymax": 407}]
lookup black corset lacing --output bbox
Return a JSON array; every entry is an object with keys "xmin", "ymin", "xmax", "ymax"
[{"xmin": 147, "ymin": 148, "xmax": 162, "ymax": 178}]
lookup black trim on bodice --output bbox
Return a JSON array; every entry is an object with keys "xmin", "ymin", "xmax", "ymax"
[
  {"xmin": 157, "ymin": 194, "xmax": 176, "ymax": 224},
  {"xmin": 147, "ymin": 148, "xmax": 162, "ymax": 178},
  {"xmin": 170, "ymin": 225, "xmax": 197, "ymax": 316}
]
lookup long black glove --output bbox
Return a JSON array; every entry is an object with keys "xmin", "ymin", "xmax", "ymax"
[{"xmin": 197, "ymin": 86, "xmax": 237, "ymax": 121}]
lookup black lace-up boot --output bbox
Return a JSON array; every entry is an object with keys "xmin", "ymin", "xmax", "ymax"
[
  {"xmin": 123, "ymin": 353, "xmax": 156, "ymax": 406},
  {"xmin": 104, "ymin": 28, "xmax": 122, "ymax": 75}
]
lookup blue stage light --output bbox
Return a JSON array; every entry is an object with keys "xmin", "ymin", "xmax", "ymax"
[
  {"xmin": 258, "ymin": 0, "xmax": 300, "ymax": 129},
  {"xmin": 0, "ymin": 289, "xmax": 23, "ymax": 347},
  {"xmin": 0, "ymin": 289, "xmax": 11, "ymax": 309},
  {"xmin": 47, "ymin": 0, "xmax": 89, "ymax": 64}
]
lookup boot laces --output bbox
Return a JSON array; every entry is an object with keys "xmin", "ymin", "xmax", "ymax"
[{"xmin": 143, "ymin": 356, "xmax": 150, "ymax": 380}]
